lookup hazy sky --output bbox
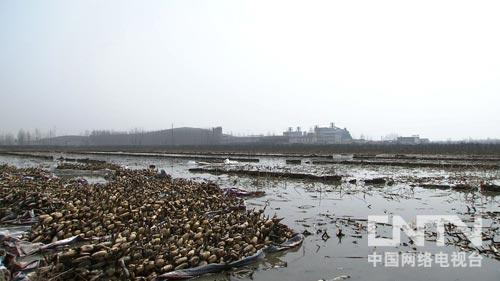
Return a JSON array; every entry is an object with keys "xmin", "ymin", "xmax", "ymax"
[{"xmin": 1, "ymin": 0, "xmax": 499, "ymax": 140}]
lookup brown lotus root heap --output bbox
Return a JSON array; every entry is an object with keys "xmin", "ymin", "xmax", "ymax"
[{"xmin": 0, "ymin": 165, "xmax": 293, "ymax": 281}]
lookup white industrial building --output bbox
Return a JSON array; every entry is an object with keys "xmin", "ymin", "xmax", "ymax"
[{"xmin": 283, "ymin": 123, "xmax": 352, "ymax": 144}]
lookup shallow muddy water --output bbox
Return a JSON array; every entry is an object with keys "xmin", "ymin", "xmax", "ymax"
[{"xmin": 1, "ymin": 153, "xmax": 499, "ymax": 281}]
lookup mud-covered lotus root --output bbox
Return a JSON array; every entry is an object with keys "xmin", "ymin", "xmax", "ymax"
[{"xmin": 0, "ymin": 165, "xmax": 293, "ymax": 280}]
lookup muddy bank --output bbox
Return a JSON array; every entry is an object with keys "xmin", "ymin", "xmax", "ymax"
[
  {"xmin": 66, "ymin": 151, "xmax": 260, "ymax": 163},
  {"xmin": 0, "ymin": 151, "xmax": 53, "ymax": 160},
  {"xmin": 312, "ymin": 160, "xmax": 499, "ymax": 169},
  {"xmin": 56, "ymin": 161, "xmax": 121, "ymax": 171},
  {"xmin": 353, "ymin": 154, "xmax": 500, "ymax": 162},
  {"xmin": 189, "ymin": 167, "xmax": 342, "ymax": 182}
]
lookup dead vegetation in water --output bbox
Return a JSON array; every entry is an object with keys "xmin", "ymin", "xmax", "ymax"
[{"xmin": 301, "ymin": 213, "xmax": 500, "ymax": 262}]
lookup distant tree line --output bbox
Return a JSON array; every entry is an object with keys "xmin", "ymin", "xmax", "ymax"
[
  {"xmin": 0, "ymin": 127, "xmax": 223, "ymax": 146},
  {"xmin": 0, "ymin": 128, "xmax": 56, "ymax": 145},
  {"xmin": 88, "ymin": 129, "xmax": 147, "ymax": 146},
  {"xmin": 85, "ymin": 127, "xmax": 221, "ymax": 146},
  {"xmin": 0, "ymin": 128, "xmax": 147, "ymax": 146}
]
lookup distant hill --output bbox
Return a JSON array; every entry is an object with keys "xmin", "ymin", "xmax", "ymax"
[
  {"xmin": 37, "ymin": 135, "xmax": 89, "ymax": 146},
  {"xmin": 36, "ymin": 127, "xmax": 224, "ymax": 146}
]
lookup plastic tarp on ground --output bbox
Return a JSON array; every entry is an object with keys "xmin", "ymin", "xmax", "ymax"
[{"xmin": 0, "ymin": 230, "xmax": 92, "ymax": 281}]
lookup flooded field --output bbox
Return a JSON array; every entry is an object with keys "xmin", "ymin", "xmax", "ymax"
[{"xmin": 1, "ymin": 152, "xmax": 499, "ymax": 281}]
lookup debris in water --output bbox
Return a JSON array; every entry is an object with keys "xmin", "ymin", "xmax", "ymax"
[
  {"xmin": 363, "ymin": 178, "xmax": 387, "ymax": 185},
  {"xmin": 481, "ymin": 183, "xmax": 500, "ymax": 192},
  {"xmin": 302, "ymin": 229, "xmax": 313, "ymax": 236},
  {"xmin": 318, "ymin": 274, "xmax": 351, "ymax": 281},
  {"xmin": 321, "ymin": 230, "xmax": 330, "ymax": 241}
]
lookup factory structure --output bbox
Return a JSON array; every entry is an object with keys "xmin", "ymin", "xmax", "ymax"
[
  {"xmin": 396, "ymin": 135, "xmax": 430, "ymax": 145},
  {"xmin": 283, "ymin": 123, "xmax": 353, "ymax": 144},
  {"xmin": 220, "ymin": 122, "xmax": 353, "ymax": 145}
]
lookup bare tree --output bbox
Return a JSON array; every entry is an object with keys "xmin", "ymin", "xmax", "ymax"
[
  {"xmin": 4, "ymin": 133, "xmax": 15, "ymax": 145},
  {"xmin": 17, "ymin": 129, "xmax": 26, "ymax": 145},
  {"xmin": 26, "ymin": 131, "xmax": 32, "ymax": 144},
  {"xmin": 34, "ymin": 129, "xmax": 42, "ymax": 142}
]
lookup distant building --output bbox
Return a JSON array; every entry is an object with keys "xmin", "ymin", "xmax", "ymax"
[
  {"xmin": 283, "ymin": 127, "xmax": 304, "ymax": 138},
  {"xmin": 396, "ymin": 135, "xmax": 430, "ymax": 145},
  {"xmin": 283, "ymin": 122, "xmax": 352, "ymax": 144},
  {"xmin": 314, "ymin": 123, "xmax": 352, "ymax": 144}
]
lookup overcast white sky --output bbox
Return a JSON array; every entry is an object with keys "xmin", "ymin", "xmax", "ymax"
[{"xmin": 1, "ymin": 0, "xmax": 499, "ymax": 140}]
